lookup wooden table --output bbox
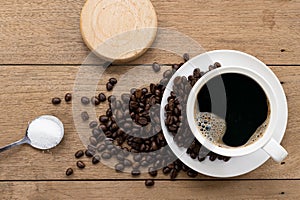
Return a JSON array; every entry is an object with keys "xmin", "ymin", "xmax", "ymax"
[{"xmin": 0, "ymin": 0, "xmax": 299, "ymax": 199}]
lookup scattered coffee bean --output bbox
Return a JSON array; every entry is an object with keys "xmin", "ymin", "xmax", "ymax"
[
  {"xmin": 170, "ymin": 169, "xmax": 178, "ymax": 180},
  {"xmin": 91, "ymin": 96, "xmax": 100, "ymax": 105},
  {"xmin": 98, "ymin": 93, "xmax": 106, "ymax": 102},
  {"xmin": 85, "ymin": 149, "xmax": 94, "ymax": 157},
  {"xmin": 148, "ymin": 167, "xmax": 158, "ymax": 177},
  {"xmin": 109, "ymin": 78, "xmax": 118, "ymax": 85},
  {"xmin": 92, "ymin": 155, "xmax": 101, "ymax": 164},
  {"xmin": 81, "ymin": 96, "xmax": 90, "ymax": 105},
  {"xmin": 183, "ymin": 53, "xmax": 190, "ymax": 62},
  {"xmin": 66, "ymin": 168, "xmax": 73, "ymax": 176},
  {"xmin": 89, "ymin": 121, "xmax": 98, "ymax": 129},
  {"xmin": 99, "ymin": 115, "xmax": 109, "ymax": 123},
  {"xmin": 123, "ymin": 159, "xmax": 132, "ymax": 167},
  {"xmin": 152, "ymin": 62, "xmax": 161, "ymax": 72},
  {"xmin": 131, "ymin": 169, "xmax": 141, "ymax": 176},
  {"xmin": 101, "ymin": 152, "xmax": 112, "ymax": 159},
  {"xmin": 108, "ymin": 95, "xmax": 116, "ymax": 103},
  {"xmin": 81, "ymin": 111, "xmax": 89, "ymax": 121},
  {"xmin": 145, "ymin": 179, "xmax": 155, "ymax": 187},
  {"xmin": 75, "ymin": 150, "xmax": 84, "ymax": 159},
  {"xmin": 76, "ymin": 161, "xmax": 85, "ymax": 169},
  {"xmin": 115, "ymin": 163, "xmax": 125, "ymax": 172},
  {"xmin": 97, "ymin": 144, "xmax": 106, "ymax": 152},
  {"xmin": 52, "ymin": 97, "xmax": 61, "ymax": 105},
  {"xmin": 64, "ymin": 93, "xmax": 72, "ymax": 102},
  {"xmin": 162, "ymin": 166, "xmax": 171, "ymax": 175},
  {"xmin": 187, "ymin": 169, "xmax": 198, "ymax": 177},
  {"xmin": 106, "ymin": 82, "xmax": 113, "ymax": 91}
]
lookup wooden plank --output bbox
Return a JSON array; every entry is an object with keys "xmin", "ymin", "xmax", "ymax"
[
  {"xmin": 0, "ymin": 0, "xmax": 299, "ymax": 65},
  {"xmin": 0, "ymin": 180, "xmax": 299, "ymax": 199},
  {"xmin": 0, "ymin": 65, "xmax": 299, "ymax": 180}
]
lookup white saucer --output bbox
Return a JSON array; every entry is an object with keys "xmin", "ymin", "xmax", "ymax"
[{"xmin": 160, "ymin": 50, "xmax": 288, "ymax": 178}]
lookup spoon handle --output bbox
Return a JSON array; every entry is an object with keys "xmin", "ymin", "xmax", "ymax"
[{"xmin": 0, "ymin": 137, "xmax": 29, "ymax": 153}]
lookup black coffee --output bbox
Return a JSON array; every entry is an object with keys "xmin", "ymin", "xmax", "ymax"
[{"xmin": 197, "ymin": 73, "xmax": 269, "ymax": 147}]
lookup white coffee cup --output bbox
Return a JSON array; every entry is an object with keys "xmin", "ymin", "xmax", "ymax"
[{"xmin": 186, "ymin": 66, "xmax": 288, "ymax": 163}]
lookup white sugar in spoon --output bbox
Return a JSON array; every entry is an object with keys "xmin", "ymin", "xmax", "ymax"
[{"xmin": 0, "ymin": 115, "xmax": 64, "ymax": 153}]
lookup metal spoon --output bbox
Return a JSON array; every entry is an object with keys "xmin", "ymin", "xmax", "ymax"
[{"xmin": 0, "ymin": 115, "xmax": 64, "ymax": 153}]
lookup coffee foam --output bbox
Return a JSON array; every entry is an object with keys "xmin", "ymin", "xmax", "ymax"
[{"xmin": 195, "ymin": 112, "xmax": 270, "ymax": 148}]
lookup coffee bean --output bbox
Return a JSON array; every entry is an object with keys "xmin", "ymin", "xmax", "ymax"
[
  {"xmin": 81, "ymin": 111, "xmax": 89, "ymax": 121},
  {"xmin": 163, "ymin": 166, "xmax": 171, "ymax": 175},
  {"xmin": 64, "ymin": 93, "xmax": 72, "ymax": 102},
  {"xmin": 115, "ymin": 163, "xmax": 125, "ymax": 172},
  {"xmin": 135, "ymin": 89, "xmax": 142, "ymax": 99},
  {"xmin": 214, "ymin": 62, "xmax": 221, "ymax": 68},
  {"xmin": 209, "ymin": 153, "xmax": 217, "ymax": 161},
  {"xmin": 163, "ymin": 70, "xmax": 172, "ymax": 79},
  {"xmin": 108, "ymin": 95, "xmax": 116, "ymax": 103},
  {"xmin": 141, "ymin": 160, "xmax": 149, "ymax": 167},
  {"xmin": 76, "ymin": 161, "xmax": 85, "ymax": 169},
  {"xmin": 145, "ymin": 179, "xmax": 155, "ymax": 187},
  {"xmin": 85, "ymin": 149, "xmax": 94, "ymax": 157},
  {"xmin": 99, "ymin": 115, "xmax": 109, "ymax": 123},
  {"xmin": 109, "ymin": 77, "xmax": 118, "ymax": 85},
  {"xmin": 91, "ymin": 96, "xmax": 100, "ymax": 105},
  {"xmin": 75, "ymin": 150, "xmax": 84, "ymax": 159},
  {"xmin": 101, "ymin": 152, "xmax": 112, "ymax": 159},
  {"xmin": 138, "ymin": 117, "xmax": 148, "ymax": 126},
  {"xmin": 81, "ymin": 96, "xmax": 90, "ymax": 105},
  {"xmin": 97, "ymin": 144, "xmax": 106, "ymax": 152},
  {"xmin": 106, "ymin": 82, "xmax": 113, "ymax": 91},
  {"xmin": 123, "ymin": 159, "xmax": 132, "ymax": 167},
  {"xmin": 89, "ymin": 136, "xmax": 98, "ymax": 146},
  {"xmin": 92, "ymin": 155, "xmax": 101, "ymax": 164},
  {"xmin": 170, "ymin": 169, "xmax": 178, "ymax": 180},
  {"xmin": 131, "ymin": 169, "xmax": 141, "ymax": 176},
  {"xmin": 152, "ymin": 62, "xmax": 161, "ymax": 72},
  {"xmin": 66, "ymin": 168, "xmax": 73, "ymax": 176},
  {"xmin": 92, "ymin": 128, "xmax": 101, "ymax": 137},
  {"xmin": 52, "ymin": 97, "xmax": 61, "ymax": 105},
  {"xmin": 148, "ymin": 167, "xmax": 158, "ymax": 177},
  {"xmin": 187, "ymin": 169, "xmax": 198, "ymax": 177},
  {"xmin": 183, "ymin": 53, "xmax": 190, "ymax": 62},
  {"xmin": 223, "ymin": 156, "xmax": 230, "ymax": 162},
  {"xmin": 89, "ymin": 121, "xmax": 98, "ymax": 128},
  {"xmin": 98, "ymin": 93, "xmax": 106, "ymax": 102}
]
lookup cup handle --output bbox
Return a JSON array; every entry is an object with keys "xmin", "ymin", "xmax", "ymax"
[{"xmin": 262, "ymin": 138, "xmax": 288, "ymax": 163}]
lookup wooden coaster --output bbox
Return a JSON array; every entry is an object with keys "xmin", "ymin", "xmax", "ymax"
[{"xmin": 80, "ymin": 0, "xmax": 157, "ymax": 63}]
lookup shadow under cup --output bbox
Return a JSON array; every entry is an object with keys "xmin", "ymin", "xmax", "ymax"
[{"xmin": 187, "ymin": 66, "xmax": 286, "ymax": 161}]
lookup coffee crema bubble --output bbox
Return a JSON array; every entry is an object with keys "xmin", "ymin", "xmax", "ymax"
[{"xmin": 195, "ymin": 112, "xmax": 270, "ymax": 148}]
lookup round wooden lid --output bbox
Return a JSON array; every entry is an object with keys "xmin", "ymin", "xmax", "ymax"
[{"xmin": 80, "ymin": 0, "xmax": 157, "ymax": 63}]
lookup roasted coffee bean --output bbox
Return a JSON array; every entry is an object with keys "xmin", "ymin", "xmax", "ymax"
[
  {"xmin": 209, "ymin": 153, "xmax": 217, "ymax": 161},
  {"xmin": 115, "ymin": 163, "xmax": 125, "ymax": 172},
  {"xmin": 145, "ymin": 179, "xmax": 155, "ymax": 187},
  {"xmin": 81, "ymin": 96, "xmax": 90, "ymax": 105},
  {"xmin": 76, "ymin": 161, "xmax": 85, "ymax": 169},
  {"xmin": 223, "ymin": 156, "xmax": 230, "ymax": 162},
  {"xmin": 92, "ymin": 128, "xmax": 101, "ymax": 137},
  {"xmin": 140, "ymin": 160, "xmax": 149, "ymax": 167},
  {"xmin": 116, "ymin": 154, "xmax": 125, "ymax": 161},
  {"xmin": 97, "ymin": 135, "xmax": 105, "ymax": 142},
  {"xmin": 98, "ymin": 93, "xmax": 106, "ymax": 102},
  {"xmin": 99, "ymin": 115, "xmax": 109, "ymax": 123},
  {"xmin": 172, "ymin": 64, "xmax": 180, "ymax": 71},
  {"xmin": 214, "ymin": 62, "xmax": 221, "ymax": 68},
  {"xmin": 89, "ymin": 121, "xmax": 98, "ymax": 128},
  {"xmin": 64, "ymin": 93, "xmax": 72, "ymax": 102},
  {"xmin": 106, "ymin": 108, "xmax": 112, "ymax": 117},
  {"xmin": 108, "ymin": 95, "xmax": 116, "ymax": 103},
  {"xmin": 148, "ymin": 167, "xmax": 158, "ymax": 177},
  {"xmin": 152, "ymin": 62, "xmax": 161, "ymax": 72},
  {"xmin": 66, "ymin": 168, "xmax": 73, "ymax": 176},
  {"xmin": 52, "ymin": 97, "xmax": 61, "ymax": 105},
  {"xmin": 92, "ymin": 155, "xmax": 101, "ymax": 164},
  {"xmin": 106, "ymin": 82, "xmax": 114, "ymax": 91},
  {"xmin": 163, "ymin": 70, "xmax": 172, "ymax": 79},
  {"xmin": 183, "ymin": 53, "xmax": 190, "ymax": 62},
  {"xmin": 85, "ymin": 149, "xmax": 94, "ymax": 157},
  {"xmin": 109, "ymin": 77, "xmax": 118, "ymax": 85},
  {"xmin": 187, "ymin": 169, "xmax": 198, "ymax": 177},
  {"xmin": 89, "ymin": 136, "xmax": 98, "ymax": 146},
  {"xmin": 91, "ymin": 96, "xmax": 100, "ymax": 105},
  {"xmin": 101, "ymin": 152, "xmax": 112, "ymax": 159},
  {"xmin": 170, "ymin": 169, "xmax": 178, "ymax": 180},
  {"xmin": 138, "ymin": 117, "xmax": 148, "ymax": 126},
  {"xmin": 81, "ymin": 111, "xmax": 89, "ymax": 121},
  {"xmin": 99, "ymin": 124, "xmax": 107, "ymax": 132},
  {"xmin": 75, "ymin": 150, "xmax": 84, "ymax": 159},
  {"xmin": 133, "ymin": 154, "xmax": 142, "ymax": 162},
  {"xmin": 135, "ymin": 89, "xmax": 142, "ymax": 99},
  {"xmin": 163, "ymin": 166, "xmax": 171, "ymax": 175},
  {"xmin": 123, "ymin": 159, "xmax": 132, "ymax": 167},
  {"xmin": 97, "ymin": 144, "xmax": 106, "ymax": 152},
  {"xmin": 131, "ymin": 169, "xmax": 141, "ymax": 176}
]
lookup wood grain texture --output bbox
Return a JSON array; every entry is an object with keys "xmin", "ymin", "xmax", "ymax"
[
  {"xmin": 0, "ymin": 180, "xmax": 299, "ymax": 199},
  {"xmin": 0, "ymin": 0, "xmax": 299, "ymax": 65},
  {"xmin": 0, "ymin": 65, "xmax": 298, "ymax": 180}
]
